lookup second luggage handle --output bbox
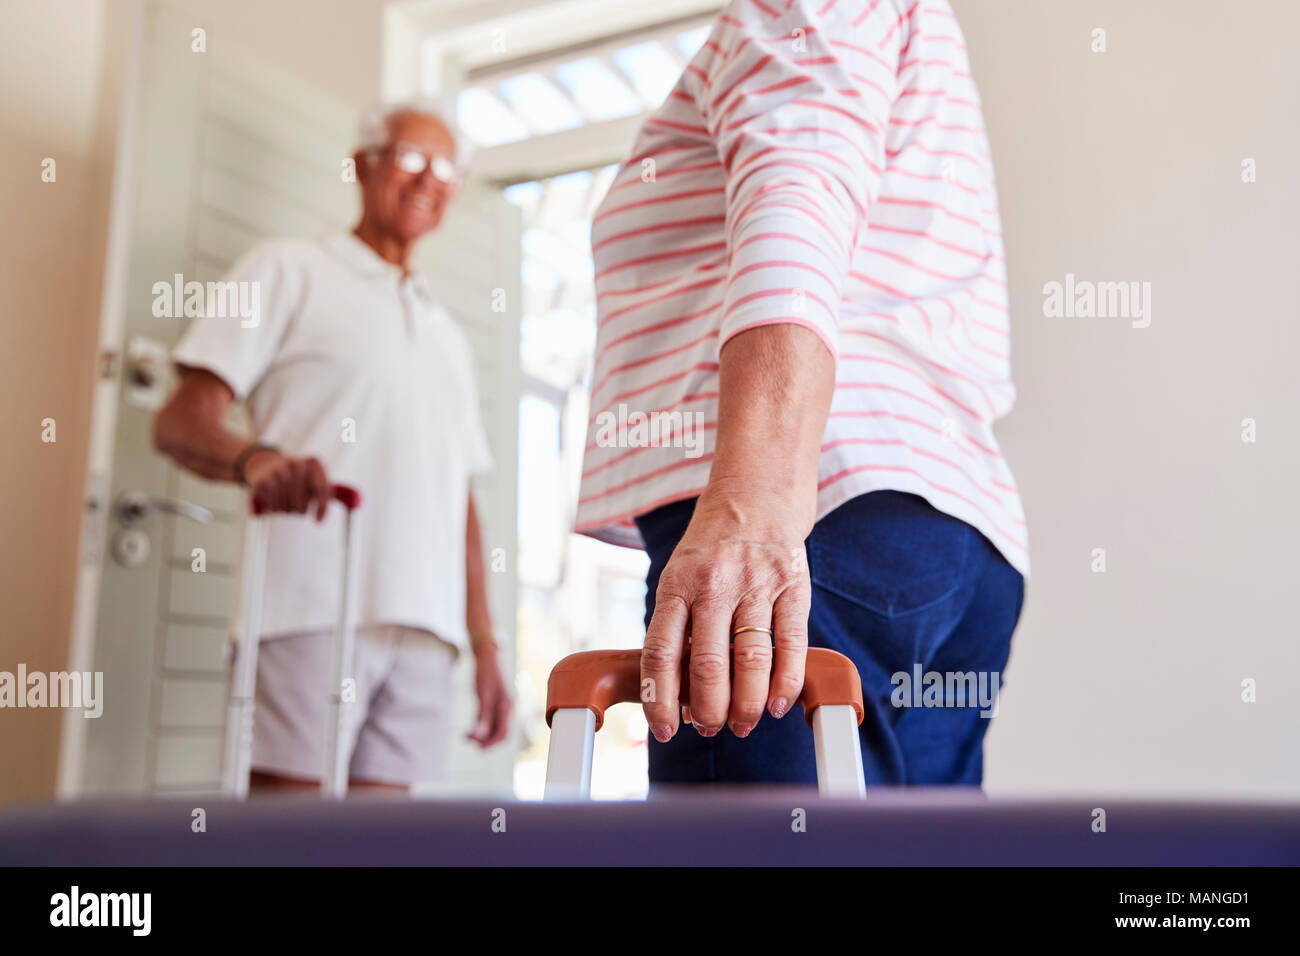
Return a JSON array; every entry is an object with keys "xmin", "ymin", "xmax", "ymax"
[
  {"xmin": 545, "ymin": 646, "xmax": 865, "ymax": 732},
  {"xmin": 250, "ymin": 483, "xmax": 363, "ymax": 516},
  {"xmin": 222, "ymin": 482, "xmax": 363, "ymax": 801}
]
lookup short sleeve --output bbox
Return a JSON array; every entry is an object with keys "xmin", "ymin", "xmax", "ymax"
[
  {"xmin": 686, "ymin": 0, "xmax": 904, "ymax": 361},
  {"xmin": 170, "ymin": 241, "xmax": 303, "ymax": 400}
]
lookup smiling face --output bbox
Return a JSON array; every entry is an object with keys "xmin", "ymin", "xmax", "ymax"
[{"xmin": 355, "ymin": 110, "xmax": 459, "ymax": 241}]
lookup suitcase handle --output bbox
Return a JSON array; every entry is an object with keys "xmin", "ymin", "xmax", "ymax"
[
  {"xmin": 545, "ymin": 647, "xmax": 865, "ymax": 732},
  {"xmin": 250, "ymin": 482, "xmax": 362, "ymax": 515},
  {"xmin": 330, "ymin": 484, "xmax": 362, "ymax": 510},
  {"xmin": 224, "ymin": 481, "xmax": 363, "ymax": 800}
]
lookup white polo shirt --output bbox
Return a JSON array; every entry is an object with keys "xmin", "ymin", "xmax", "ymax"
[{"xmin": 172, "ymin": 232, "xmax": 493, "ymax": 652}]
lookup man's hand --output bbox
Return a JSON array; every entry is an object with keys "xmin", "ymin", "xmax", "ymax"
[
  {"xmin": 463, "ymin": 492, "xmax": 508, "ymax": 747},
  {"xmin": 154, "ymin": 368, "xmax": 333, "ymax": 526},
  {"xmin": 467, "ymin": 642, "xmax": 511, "ymax": 748},
  {"xmin": 242, "ymin": 449, "xmax": 333, "ymax": 521}
]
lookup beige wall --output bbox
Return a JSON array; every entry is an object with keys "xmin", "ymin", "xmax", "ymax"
[
  {"xmin": 162, "ymin": 0, "xmax": 388, "ymax": 106},
  {"xmin": 0, "ymin": 0, "xmax": 126, "ymax": 806},
  {"xmin": 953, "ymin": 0, "xmax": 1300, "ymax": 795},
  {"xmin": 0, "ymin": 0, "xmax": 388, "ymax": 807}
]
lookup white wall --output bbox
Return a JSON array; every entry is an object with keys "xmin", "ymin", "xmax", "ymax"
[{"xmin": 953, "ymin": 0, "xmax": 1300, "ymax": 796}]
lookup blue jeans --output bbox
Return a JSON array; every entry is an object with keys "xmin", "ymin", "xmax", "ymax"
[{"xmin": 634, "ymin": 491, "xmax": 1025, "ymax": 787}]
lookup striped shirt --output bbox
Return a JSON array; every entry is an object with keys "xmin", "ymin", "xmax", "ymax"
[{"xmin": 575, "ymin": 0, "xmax": 1029, "ymax": 576}]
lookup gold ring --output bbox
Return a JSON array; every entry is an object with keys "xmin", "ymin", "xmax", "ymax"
[{"xmin": 731, "ymin": 625, "xmax": 773, "ymax": 637}]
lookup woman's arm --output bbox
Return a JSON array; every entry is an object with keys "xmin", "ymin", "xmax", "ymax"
[
  {"xmin": 641, "ymin": 323, "xmax": 834, "ymax": 742},
  {"xmin": 638, "ymin": 0, "xmax": 901, "ymax": 740}
]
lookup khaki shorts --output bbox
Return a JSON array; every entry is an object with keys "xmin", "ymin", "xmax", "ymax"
[{"xmin": 250, "ymin": 624, "xmax": 456, "ymax": 786}]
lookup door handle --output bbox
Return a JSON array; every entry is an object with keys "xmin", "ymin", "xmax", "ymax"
[{"xmin": 116, "ymin": 491, "xmax": 214, "ymax": 525}]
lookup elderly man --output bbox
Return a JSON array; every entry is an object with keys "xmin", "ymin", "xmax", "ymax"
[{"xmin": 153, "ymin": 101, "xmax": 510, "ymax": 792}]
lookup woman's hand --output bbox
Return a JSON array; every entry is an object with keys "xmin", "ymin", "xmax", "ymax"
[
  {"xmin": 642, "ymin": 482, "xmax": 812, "ymax": 742},
  {"xmin": 639, "ymin": 322, "xmax": 835, "ymax": 743}
]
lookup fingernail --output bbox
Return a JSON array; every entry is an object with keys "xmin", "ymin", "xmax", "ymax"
[
  {"xmin": 731, "ymin": 722, "xmax": 752, "ymax": 738},
  {"xmin": 651, "ymin": 724, "xmax": 673, "ymax": 743},
  {"xmin": 771, "ymin": 698, "xmax": 789, "ymax": 719},
  {"xmin": 695, "ymin": 724, "xmax": 717, "ymax": 738}
]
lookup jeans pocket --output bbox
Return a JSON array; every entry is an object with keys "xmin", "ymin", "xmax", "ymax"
[{"xmin": 807, "ymin": 493, "xmax": 972, "ymax": 619}]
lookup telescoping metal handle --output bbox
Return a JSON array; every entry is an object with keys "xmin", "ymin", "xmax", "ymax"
[
  {"xmin": 543, "ymin": 647, "xmax": 867, "ymax": 799},
  {"xmin": 249, "ymin": 483, "xmax": 363, "ymax": 516},
  {"xmin": 222, "ymin": 483, "xmax": 363, "ymax": 801}
]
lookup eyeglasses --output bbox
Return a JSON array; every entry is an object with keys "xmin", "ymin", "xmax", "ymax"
[{"xmin": 373, "ymin": 142, "xmax": 460, "ymax": 184}]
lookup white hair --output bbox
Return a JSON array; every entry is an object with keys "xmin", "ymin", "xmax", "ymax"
[{"xmin": 355, "ymin": 95, "xmax": 474, "ymax": 168}]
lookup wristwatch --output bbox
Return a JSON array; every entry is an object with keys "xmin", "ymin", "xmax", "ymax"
[{"xmin": 232, "ymin": 442, "xmax": 279, "ymax": 486}]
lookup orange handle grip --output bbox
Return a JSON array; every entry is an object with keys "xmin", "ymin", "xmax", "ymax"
[{"xmin": 545, "ymin": 647, "xmax": 864, "ymax": 732}]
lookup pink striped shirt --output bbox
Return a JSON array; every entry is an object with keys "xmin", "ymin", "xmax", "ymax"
[{"xmin": 575, "ymin": 0, "xmax": 1029, "ymax": 575}]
